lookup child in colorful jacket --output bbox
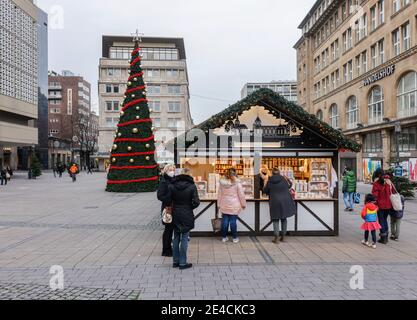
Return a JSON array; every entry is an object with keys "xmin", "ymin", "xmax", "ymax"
[{"xmin": 361, "ymin": 194, "xmax": 382, "ymax": 249}]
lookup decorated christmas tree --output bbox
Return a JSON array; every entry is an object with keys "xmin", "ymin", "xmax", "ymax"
[
  {"xmin": 106, "ymin": 33, "xmax": 159, "ymax": 193},
  {"xmin": 31, "ymin": 151, "xmax": 42, "ymax": 178}
]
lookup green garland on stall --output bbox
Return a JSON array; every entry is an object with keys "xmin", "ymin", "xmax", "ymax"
[{"xmin": 176, "ymin": 88, "xmax": 361, "ymax": 152}]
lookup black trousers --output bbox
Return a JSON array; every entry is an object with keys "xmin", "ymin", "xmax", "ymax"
[{"xmin": 162, "ymin": 223, "xmax": 174, "ymax": 254}]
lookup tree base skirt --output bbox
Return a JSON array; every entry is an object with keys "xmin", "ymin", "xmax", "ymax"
[{"xmin": 106, "ymin": 181, "xmax": 158, "ymax": 193}]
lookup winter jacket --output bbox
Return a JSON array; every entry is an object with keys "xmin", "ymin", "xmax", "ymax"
[
  {"xmin": 372, "ymin": 180, "xmax": 393, "ymax": 210},
  {"xmin": 217, "ymin": 179, "xmax": 247, "ymax": 215},
  {"xmin": 264, "ymin": 174, "xmax": 296, "ymax": 220},
  {"xmin": 361, "ymin": 203, "xmax": 379, "ymax": 223},
  {"xmin": 342, "ymin": 171, "xmax": 357, "ymax": 193},
  {"xmin": 168, "ymin": 174, "xmax": 200, "ymax": 233},
  {"xmin": 157, "ymin": 174, "xmax": 174, "ymax": 211}
]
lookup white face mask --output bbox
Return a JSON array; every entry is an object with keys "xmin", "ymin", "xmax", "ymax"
[{"xmin": 167, "ymin": 171, "xmax": 175, "ymax": 178}]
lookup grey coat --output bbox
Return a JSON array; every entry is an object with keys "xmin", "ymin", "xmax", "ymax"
[{"xmin": 264, "ymin": 174, "xmax": 296, "ymax": 220}]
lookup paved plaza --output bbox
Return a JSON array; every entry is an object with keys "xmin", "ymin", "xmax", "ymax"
[{"xmin": 1, "ymin": 172, "xmax": 417, "ymax": 300}]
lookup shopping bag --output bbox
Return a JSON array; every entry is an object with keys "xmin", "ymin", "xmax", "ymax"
[
  {"xmin": 354, "ymin": 193, "xmax": 361, "ymax": 204},
  {"xmin": 390, "ymin": 184, "xmax": 403, "ymax": 212},
  {"xmin": 211, "ymin": 210, "xmax": 222, "ymax": 234},
  {"xmin": 162, "ymin": 207, "xmax": 173, "ymax": 224}
]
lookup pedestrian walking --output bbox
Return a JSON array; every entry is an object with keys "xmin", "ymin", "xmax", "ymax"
[
  {"xmin": 157, "ymin": 164, "xmax": 176, "ymax": 257},
  {"xmin": 6, "ymin": 166, "xmax": 12, "ymax": 181},
  {"xmin": 342, "ymin": 167, "xmax": 357, "ymax": 212},
  {"xmin": 168, "ymin": 168, "xmax": 200, "ymax": 270},
  {"xmin": 360, "ymin": 194, "xmax": 381, "ymax": 249},
  {"xmin": 217, "ymin": 168, "xmax": 247, "ymax": 243},
  {"xmin": 372, "ymin": 174, "xmax": 395, "ymax": 244},
  {"xmin": 390, "ymin": 195, "xmax": 405, "ymax": 241},
  {"xmin": 52, "ymin": 164, "xmax": 57, "ymax": 178},
  {"xmin": 87, "ymin": 164, "xmax": 93, "ymax": 175},
  {"xmin": 69, "ymin": 164, "xmax": 78, "ymax": 183},
  {"xmin": 0, "ymin": 167, "xmax": 7, "ymax": 186},
  {"xmin": 57, "ymin": 163, "xmax": 64, "ymax": 178},
  {"xmin": 264, "ymin": 168, "xmax": 296, "ymax": 244}
]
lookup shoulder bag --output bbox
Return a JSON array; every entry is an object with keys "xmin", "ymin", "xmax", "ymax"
[
  {"xmin": 162, "ymin": 206, "xmax": 173, "ymax": 224},
  {"xmin": 211, "ymin": 209, "xmax": 222, "ymax": 234},
  {"xmin": 389, "ymin": 183, "xmax": 403, "ymax": 212}
]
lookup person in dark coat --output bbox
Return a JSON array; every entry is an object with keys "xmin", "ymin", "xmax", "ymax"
[
  {"xmin": 157, "ymin": 164, "xmax": 176, "ymax": 257},
  {"xmin": 168, "ymin": 168, "xmax": 200, "ymax": 270},
  {"xmin": 0, "ymin": 167, "xmax": 7, "ymax": 185},
  {"xmin": 264, "ymin": 168, "xmax": 296, "ymax": 244}
]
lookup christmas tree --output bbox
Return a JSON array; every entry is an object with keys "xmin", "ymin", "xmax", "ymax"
[
  {"xmin": 31, "ymin": 151, "xmax": 42, "ymax": 178},
  {"xmin": 106, "ymin": 34, "xmax": 159, "ymax": 193}
]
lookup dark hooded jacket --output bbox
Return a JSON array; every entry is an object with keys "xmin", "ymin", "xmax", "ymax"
[
  {"xmin": 157, "ymin": 174, "xmax": 174, "ymax": 212},
  {"xmin": 264, "ymin": 174, "xmax": 296, "ymax": 220},
  {"xmin": 168, "ymin": 175, "xmax": 200, "ymax": 233}
]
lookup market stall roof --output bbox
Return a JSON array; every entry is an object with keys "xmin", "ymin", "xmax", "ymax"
[{"xmin": 176, "ymin": 88, "xmax": 361, "ymax": 152}]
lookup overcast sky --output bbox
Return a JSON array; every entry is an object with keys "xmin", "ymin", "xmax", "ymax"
[{"xmin": 35, "ymin": 0, "xmax": 314, "ymax": 124}]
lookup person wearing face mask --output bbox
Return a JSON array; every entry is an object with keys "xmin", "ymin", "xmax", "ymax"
[{"xmin": 157, "ymin": 164, "xmax": 177, "ymax": 257}]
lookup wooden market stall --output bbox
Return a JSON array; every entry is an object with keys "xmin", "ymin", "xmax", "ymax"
[{"xmin": 174, "ymin": 89, "xmax": 361, "ymax": 237}]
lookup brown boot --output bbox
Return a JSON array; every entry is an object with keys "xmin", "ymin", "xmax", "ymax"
[
  {"xmin": 272, "ymin": 236, "xmax": 279, "ymax": 244},
  {"xmin": 280, "ymin": 236, "xmax": 285, "ymax": 243}
]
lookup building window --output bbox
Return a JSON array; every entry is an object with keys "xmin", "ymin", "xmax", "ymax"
[
  {"xmin": 364, "ymin": 132, "xmax": 383, "ymax": 152},
  {"xmin": 391, "ymin": 126, "xmax": 417, "ymax": 152},
  {"xmin": 368, "ymin": 86, "xmax": 384, "ymax": 124},
  {"xmin": 316, "ymin": 109, "xmax": 323, "ymax": 121},
  {"xmin": 402, "ymin": 22, "xmax": 411, "ymax": 51},
  {"xmin": 347, "ymin": 96, "xmax": 359, "ymax": 129},
  {"xmin": 361, "ymin": 51, "xmax": 368, "ymax": 73},
  {"xmin": 168, "ymin": 85, "xmax": 181, "ymax": 95},
  {"xmin": 106, "ymin": 68, "xmax": 121, "ymax": 77},
  {"xmin": 393, "ymin": 0, "xmax": 401, "ymax": 13},
  {"xmin": 371, "ymin": 6, "xmax": 377, "ymax": 31},
  {"xmin": 147, "ymin": 85, "xmax": 161, "ymax": 95},
  {"xmin": 330, "ymin": 104, "xmax": 339, "ymax": 129},
  {"xmin": 392, "ymin": 28, "xmax": 401, "ymax": 56},
  {"xmin": 378, "ymin": 0, "xmax": 385, "ymax": 24},
  {"xmin": 167, "ymin": 118, "xmax": 181, "ymax": 129},
  {"xmin": 167, "ymin": 69, "xmax": 179, "ymax": 77},
  {"xmin": 149, "ymin": 101, "xmax": 161, "ymax": 112},
  {"xmin": 153, "ymin": 118, "xmax": 161, "ymax": 128},
  {"xmin": 106, "ymin": 84, "xmax": 112, "ymax": 93},
  {"xmin": 67, "ymin": 89, "xmax": 73, "ymax": 115},
  {"xmin": 106, "ymin": 101, "xmax": 119, "ymax": 112},
  {"xmin": 343, "ymin": 28, "xmax": 353, "ymax": 52},
  {"xmin": 371, "ymin": 39, "xmax": 384, "ymax": 69},
  {"xmin": 397, "ymin": 71, "xmax": 417, "ymax": 118},
  {"xmin": 141, "ymin": 48, "xmax": 179, "ymax": 61},
  {"xmin": 168, "ymin": 101, "xmax": 181, "ymax": 113},
  {"xmin": 146, "ymin": 69, "xmax": 161, "ymax": 78}
]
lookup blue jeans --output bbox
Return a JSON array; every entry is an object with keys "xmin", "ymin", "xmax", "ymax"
[
  {"xmin": 343, "ymin": 192, "xmax": 354, "ymax": 209},
  {"xmin": 378, "ymin": 209, "xmax": 391, "ymax": 237},
  {"xmin": 173, "ymin": 230, "xmax": 189, "ymax": 266},
  {"xmin": 221, "ymin": 214, "xmax": 238, "ymax": 239}
]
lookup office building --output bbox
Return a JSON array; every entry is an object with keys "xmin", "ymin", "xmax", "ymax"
[
  {"xmin": 97, "ymin": 36, "xmax": 193, "ymax": 170},
  {"xmin": 241, "ymin": 81, "xmax": 298, "ymax": 102},
  {"xmin": 294, "ymin": 0, "xmax": 417, "ymax": 181}
]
